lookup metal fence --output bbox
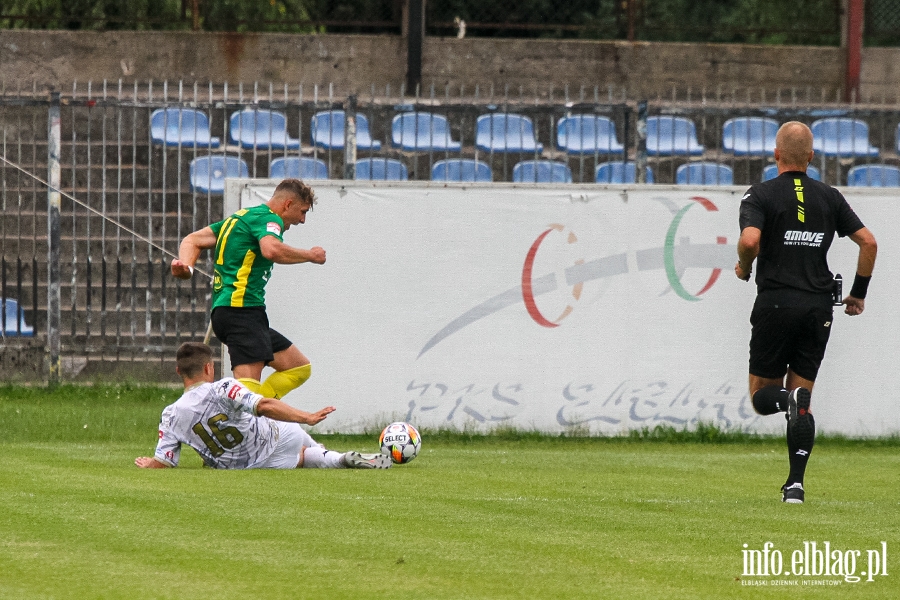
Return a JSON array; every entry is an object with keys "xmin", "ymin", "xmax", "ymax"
[
  {"xmin": 3, "ymin": 80, "xmax": 900, "ymax": 380},
  {"xmin": 0, "ymin": 0, "xmax": 404, "ymax": 34},
  {"xmin": 427, "ymin": 0, "xmax": 843, "ymax": 44},
  {"xmin": 869, "ymin": 0, "xmax": 900, "ymax": 45}
]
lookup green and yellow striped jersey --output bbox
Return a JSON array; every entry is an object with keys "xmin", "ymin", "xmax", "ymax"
[{"xmin": 209, "ymin": 204, "xmax": 284, "ymax": 309}]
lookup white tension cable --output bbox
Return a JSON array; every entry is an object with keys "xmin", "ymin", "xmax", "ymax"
[{"xmin": 0, "ymin": 152, "xmax": 212, "ymax": 281}]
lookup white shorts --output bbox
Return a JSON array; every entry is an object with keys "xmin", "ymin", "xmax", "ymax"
[{"xmin": 253, "ymin": 422, "xmax": 319, "ymax": 469}]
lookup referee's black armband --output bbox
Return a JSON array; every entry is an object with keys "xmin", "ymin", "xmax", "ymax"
[{"xmin": 850, "ymin": 273, "xmax": 871, "ymax": 299}]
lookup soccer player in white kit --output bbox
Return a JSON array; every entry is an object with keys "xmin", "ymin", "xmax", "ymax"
[{"xmin": 135, "ymin": 342, "xmax": 391, "ymax": 470}]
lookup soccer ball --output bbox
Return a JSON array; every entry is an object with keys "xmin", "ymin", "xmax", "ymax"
[{"xmin": 379, "ymin": 422, "xmax": 421, "ymax": 464}]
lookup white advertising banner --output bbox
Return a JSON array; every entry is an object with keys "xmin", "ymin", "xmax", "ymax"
[{"xmin": 225, "ymin": 180, "xmax": 899, "ymax": 436}]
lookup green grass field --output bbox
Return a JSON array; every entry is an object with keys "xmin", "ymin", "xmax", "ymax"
[{"xmin": 1, "ymin": 385, "xmax": 898, "ymax": 599}]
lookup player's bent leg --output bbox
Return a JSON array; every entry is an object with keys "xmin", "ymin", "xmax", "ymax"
[
  {"xmin": 260, "ymin": 364, "xmax": 311, "ymax": 399},
  {"xmin": 783, "ymin": 406, "xmax": 815, "ymax": 503},
  {"xmin": 261, "ymin": 345, "xmax": 311, "ymax": 398},
  {"xmin": 301, "ymin": 446, "xmax": 346, "ymax": 468},
  {"xmin": 752, "ymin": 386, "xmax": 789, "ymax": 415},
  {"xmin": 267, "ymin": 345, "xmax": 309, "ymax": 371},
  {"xmin": 749, "ymin": 374, "xmax": 789, "ymax": 415},
  {"xmin": 782, "ymin": 370, "xmax": 816, "ymax": 503},
  {"xmin": 233, "ymin": 362, "xmax": 266, "ymax": 394},
  {"xmin": 300, "ymin": 447, "xmax": 391, "ymax": 469}
]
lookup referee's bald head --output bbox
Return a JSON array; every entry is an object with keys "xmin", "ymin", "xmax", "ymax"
[{"xmin": 775, "ymin": 121, "xmax": 814, "ymax": 169}]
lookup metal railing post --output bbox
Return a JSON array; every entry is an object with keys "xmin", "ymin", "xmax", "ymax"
[
  {"xmin": 636, "ymin": 100, "xmax": 648, "ymax": 184},
  {"xmin": 344, "ymin": 94, "xmax": 357, "ymax": 180},
  {"xmin": 47, "ymin": 91, "xmax": 61, "ymax": 386}
]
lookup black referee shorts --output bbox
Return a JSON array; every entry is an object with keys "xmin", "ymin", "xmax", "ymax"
[
  {"xmin": 749, "ymin": 305, "xmax": 833, "ymax": 382},
  {"xmin": 211, "ymin": 306, "xmax": 293, "ymax": 369}
]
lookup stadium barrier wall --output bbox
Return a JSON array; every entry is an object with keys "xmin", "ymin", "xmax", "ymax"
[{"xmin": 227, "ymin": 180, "xmax": 898, "ymax": 437}]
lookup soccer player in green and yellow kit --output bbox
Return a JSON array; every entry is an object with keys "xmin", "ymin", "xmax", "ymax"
[{"xmin": 171, "ymin": 179, "xmax": 325, "ymax": 400}]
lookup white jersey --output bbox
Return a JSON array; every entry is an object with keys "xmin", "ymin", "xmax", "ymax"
[{"xmin": 153, "ymin": 378, "xmax": 279, "ymax": 469}]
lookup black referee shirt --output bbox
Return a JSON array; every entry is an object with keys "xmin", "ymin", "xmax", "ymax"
[{"xmin": 739, "ymin": 170, "xmax": 864, "ymax": 308}]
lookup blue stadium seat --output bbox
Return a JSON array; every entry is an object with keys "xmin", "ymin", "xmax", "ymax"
[
  {"xmin": 595, "ymin": 161, "xmax": 655, "ymax": 183},
  {"xmin": 722, "ymin": 117, "xmax": 778, "ymax": 156},
  {"xmin": 556, "ymin": 115, "xmax": 624, "ymax": 155},
  {"xmin": 355, "ymin": 158, "xmax": 408, "ymax": 181},
  {"xmin": 646, "ymin": 116, "xmax": 704, "ymax": 156},
  {"xmin": 311, "ymin": 111, "xmax": 382, "ymax": 151},
  {"xmin": 431, "ymin": 159, "xmax": 492, "ymax": 182},
  {"xmin": 150, "ymin": 108, "xmax": 220, "ymax": 148},
  {"xmin": 675, "ymin": 162, "xmax": 733, "ymax": 185},
  {"xmin": 190, "ymin": 156, "xmax": 249, "ymax": 194},
  {"xmin": 512, "ymin": 160, "xmax": 572, "ymax": 183},
  {"xmin": 228, "ymin": 109, "xmax": 300, "ymax": 150},
  {"xmin": 761, "ymin": 164, "xmax": 821, "ymax": 181},
  {"xmin": 811, "ymin": 118, "xmax": 879, "ymax": 158},
  {"xmin": 475, "ymin": 114, "xmax": 544, "ymax": 153},
  {"xmin": 846, "ymin": 164, "xmax": 900, "ymax": 187},
  {"xmin": 391, "ymin": 112, "xmax": 461, "ymax": 152},
  {"xmin": 269, "ymin": 157, "xmax": 329, "ymax": 180},
  {"xmin": 2, "ymin": 298, "xmax": 33, "ymax": 337}
]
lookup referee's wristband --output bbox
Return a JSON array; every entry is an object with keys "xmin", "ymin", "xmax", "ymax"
[{"xmin": 849, "ymin": 273, "xmax": 871, "ymax": 299}]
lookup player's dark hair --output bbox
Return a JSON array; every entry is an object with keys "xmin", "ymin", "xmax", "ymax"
[
  {"xmin": 275, "ymin": 178, "xmax": 317, "ymax": 209},
  {"xmin": 176, "ymin": 342, "xmax": 213, "ymax": 378}
]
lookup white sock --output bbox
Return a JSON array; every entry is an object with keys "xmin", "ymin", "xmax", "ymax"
[{"xmin": 301, "ymin": 446, "xmax": 347, "ymax": 469}]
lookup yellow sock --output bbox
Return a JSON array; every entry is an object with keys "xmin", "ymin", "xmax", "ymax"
[
  {"xmin": 260, "ymin": 364, "xmax": 311, "ymax": 399},
  {"xmin": 237, "ymin": 378, "xmax": 262, "ymax": 394}
]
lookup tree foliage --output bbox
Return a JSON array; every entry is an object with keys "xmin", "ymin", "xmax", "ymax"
[
  {"xmin": 0, "ymin": 0, "xmax": 183, "ymax": 30},
  {"xmin": 640, "ymin": 0, "xmax": 841, "ymax": 45},
  {"xmin": 200, "ymin": 0, "xmax": 313, "ymax": 33},
  {"xmin": 0, "ymin": 0, "xmax": 852, "ymax": 46},
  {"xmin": 0, "ymin": 0, "xmax": 317, "ymax": 31}
]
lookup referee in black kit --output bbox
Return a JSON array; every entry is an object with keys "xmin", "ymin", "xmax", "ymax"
[{"xmin": 735, "ymin": 121, "xmax": 877, "ymax": 504}]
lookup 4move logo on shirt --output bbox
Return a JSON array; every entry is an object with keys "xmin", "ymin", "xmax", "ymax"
[{"xmin": 784, "ymin": 230, "xmax": 825, "ymax": 247}]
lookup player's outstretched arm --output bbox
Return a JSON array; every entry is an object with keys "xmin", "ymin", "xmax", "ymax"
[
  {"xmin": 257, "ymin": 397, "xmax": 335, "ymax": 425},
  {"xmin": 135, "ymin": 456, "xmax": 171, "ymax": 468},
  {"xmin": 843, "ymin": 227, "xmax": 877, "ymax": 316},
  {"xmin": 849, "ymin": 227, "xmax": 877, "ymax": 278},
  {"xmin": 259, "ymin": 236, "xmax": 326, "ymax": 265},
  {"xmin": 735, "ymin": 226, "xmax": 761, "ymax": 281},
  {"xmin": 172, "ymin": 227, "xmax": 218, "ymax": 279}
]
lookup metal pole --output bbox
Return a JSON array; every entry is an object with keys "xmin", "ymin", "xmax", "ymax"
[
  {"xmin": 192, "ymin": 0, "xmax": 200, "ymax": 31},
  {"xmin": 47, "ymin": 91, "xmax": 61, "ymax": 386},
  {"xmin": 844, "ymin": 0, "xmax": 863, "ymax": 102},
  {"xmin": 343, "ymin": 94, "xmax": 357, "ymax": 180},
  {"xmin": 622, "ymin": 106, "xmax": 631, "ymax": 170},
  {"xmin": 627, "ymin": 0, "xmax": 636, "ymax": 42},
  {"xmin": 406, "ymin": 0, "xmax": 425, "ymax": 91},
  {"xmin": 636, "ymin": 100, "xmax": 647, "ymax": 184}
]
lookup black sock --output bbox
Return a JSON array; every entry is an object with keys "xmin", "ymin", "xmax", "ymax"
[
  {"xmin": 752, "ymin": 385, "xmax": 788, "ymax": 415},
  {"xmin": 786, "ymin": 397, "xmax": 815, "ymax": 486}
]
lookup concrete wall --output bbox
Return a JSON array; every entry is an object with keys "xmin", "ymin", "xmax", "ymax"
[
  {"xmin": 0, "ymin": 30, "xmax": 407, "ymax": 93},
  {"xmin": 860, "ymin": 46, "xmax": 900, "ymax": 101},
  {"xmin": 423, "ymin": 38, "xmax": 850, "ymax": 100},
  {"xmin": 0, "ymin": 29, "xmax": 896, "ymax": 100}
]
